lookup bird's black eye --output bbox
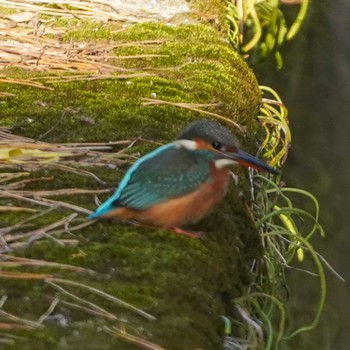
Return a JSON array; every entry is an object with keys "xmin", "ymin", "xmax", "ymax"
[{"xmin": 212, "ymin": 141, "xmax": 221, "ymax": 150}]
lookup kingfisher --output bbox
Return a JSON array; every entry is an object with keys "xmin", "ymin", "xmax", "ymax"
[{"xmin": 88, "ymin": 119, "xmax": 278, "ymax": 236}]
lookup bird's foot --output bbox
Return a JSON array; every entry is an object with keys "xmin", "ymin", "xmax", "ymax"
[
  {"xmin": 117, "ymin": 220, "xmax": 204, "ymax": 239},
  {"xmin": 172, "ymin": 227, "xmax": 204, "ymax": 239}
]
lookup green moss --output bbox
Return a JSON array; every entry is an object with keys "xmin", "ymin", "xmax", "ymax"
[
  {"xmin": 62, "ymin": 21, "xmax": 116, "ymax": 41},
  {"xmin": 2, "ymin": 23, "xmax": 260, "ymax": 144},
  {"xmin": 1, "ymin": 21, "xmax": 264, "ymax": 349},
  {"xmin": 191, "ymin": 0, "xmax": 228, "ymax": 22}
]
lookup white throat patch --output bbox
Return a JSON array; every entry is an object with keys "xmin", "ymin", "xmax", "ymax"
[{"xmin": 214, "ymin": 158, "xmax": 238, "ymax": 169}]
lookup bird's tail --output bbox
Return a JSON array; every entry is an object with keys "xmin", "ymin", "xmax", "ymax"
[{"xmin": 87, "ymin": 197, "xmax": 117, "ymax": 219}]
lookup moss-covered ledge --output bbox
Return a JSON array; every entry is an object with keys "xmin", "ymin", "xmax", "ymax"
[{"xmin": 1, "ymin": 22, "xmax": 265, "ymax": 349}]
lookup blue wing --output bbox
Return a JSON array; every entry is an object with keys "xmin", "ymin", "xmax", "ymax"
[{"xmin": 88, "ymin": 143, "xmax": 213, "ymax": 218}]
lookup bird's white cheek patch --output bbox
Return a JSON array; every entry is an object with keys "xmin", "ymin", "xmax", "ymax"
[
  {"xmin": 214, "ymin": 159, "xmax": 238, "ymax": 169},
  {"xmin": 173, "ymin": 139, "xmax": 198, "ymax": 150}
]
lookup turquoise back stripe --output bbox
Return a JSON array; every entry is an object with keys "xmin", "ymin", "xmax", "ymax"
[{"xmin": 88, "ymin": 143, "xmax": 175, "ymax": 219}]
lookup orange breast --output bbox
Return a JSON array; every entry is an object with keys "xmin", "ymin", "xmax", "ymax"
[{"xmin": 103, "ymin": 164, "xmax": 231, "ymax": 228}]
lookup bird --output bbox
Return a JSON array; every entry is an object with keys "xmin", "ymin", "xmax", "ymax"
[{"xmin": 88, "ymin": 119, "xmax": 279, "ymax": 237}]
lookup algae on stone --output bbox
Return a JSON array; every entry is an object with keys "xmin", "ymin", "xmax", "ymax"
[{"xmin": 1, "ymin": 21, "xmax": 265, "ymax": 350}]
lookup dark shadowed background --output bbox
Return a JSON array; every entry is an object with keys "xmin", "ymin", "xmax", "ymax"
[{"xmin": 258, "ymin": 0, "xmax": 350, "ymax": 349}]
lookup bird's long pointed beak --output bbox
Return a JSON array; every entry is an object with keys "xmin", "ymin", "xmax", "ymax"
[{"xmin": 225, "ymin": 149, "xmax": 280, "ymax": 175}]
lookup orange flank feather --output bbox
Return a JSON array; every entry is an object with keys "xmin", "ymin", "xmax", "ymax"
[{"xmin": 100, "ymin": 163, "xmax": 231, "ymax": 228}]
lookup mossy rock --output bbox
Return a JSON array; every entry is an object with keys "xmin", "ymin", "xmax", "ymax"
[{"xmin": 1, "ymin": 22, "xmax": 264, "ymax": 349}]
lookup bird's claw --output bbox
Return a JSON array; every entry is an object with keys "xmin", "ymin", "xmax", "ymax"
[{"xmin": 172, "ymin": 227, "xmax": 205, "ymax": 239}]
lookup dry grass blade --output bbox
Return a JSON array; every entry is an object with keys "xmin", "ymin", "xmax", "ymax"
[
  {"xmin": 0, "ymin": 172, "xmax": 30, "ymax": 183},
  {"xmin": 3, "ymin": 213, "xmax": 81, "ymax": 243},
  {"xmin": 0, "ymin": 176, "xmax": 53, "ymax": 190},
  {"xmin": 141, "ymin": 98, "xmax": 244, "ymax": 132},
  {"xmin": 0, "ymin": 128, "xmax": 132, "ymax": 251},
  {"xmin": 0, "ymin": 147, "xmax": 74, "ymax": 164},
  {"xmin": 47, "ymin": 163, "xmax": 108, "ymax": 185},
  {"xmin": 0, "ymin": 254, "xmax": 97, "ymax": 275},
  {"xmin": 0, "ymin": 322, "xmax": 34, "ymax": 330},
  {"xmin": 0, "ymin": 206, "xmax": 36, "ymax": 213},
  {"xmin": 0, "ymin": 1, "xmax": 169, "ymax": 96},
  {"xmin": 0, "ymin": 0, "xmax": 144, "ymax": 22},
  {"xmin": 0, "ymin": 190, "xmax": 58, "ymax": 209},
  {"xmin": 46, "ymin": 278, "xmax": 157, "ymax": 321},
  {"xmin": 43, "ymin": 72, "xmax": 153, "ymax": 83},
  {"xmin": 0, "ymin": 309, "xmax": 43, "ymax": 329},
  {"xmin": 8, "ymin": 188, "xmax": 110, "ymax": 197},
  {"xmin": 0, "ymin": 18, "xmax": 159, "ymax": 78},
  {"xmin": 60, "ymin": 299, "xmax": 120, "ymax": 321},
  {"xmin": 37, "ymin": 297, "xmax": 60, "ymax": 324},
  {"xmin": 0, "ymin": 92, "xmax": 16, "ymax": 97},
  {"xmin": 45, "ymin": 280, "xmax": 122, "ymax": 322},
  {"xmin": 0, "ymin": 207, "xmax": 54, "ymax": 234},
  {"xmin": 32, "ymin": 197, "xmax": 93, "ymax": 215},
  {"xmin": 0, "ymin": 127, "xmax": 136, "ymax": 165},
  {"xmin": 105, "ymin": 326, "xmax": 166, "ymax": 350},
  {"xmin": 0, "ymin": 271, "xmax": 53, "ymax": 279},
  {"xmin": 0, "ymin": 77, "xmax": 53, "ymax": 91},
  {"xmin": 0, "ymin": 2, "xmax": 161, "ymax": 94}
]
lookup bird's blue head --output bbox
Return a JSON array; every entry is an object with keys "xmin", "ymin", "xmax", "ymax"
[{"xmin": 177, "ymin": 119, "xmax": 279, "ymax": 175}]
